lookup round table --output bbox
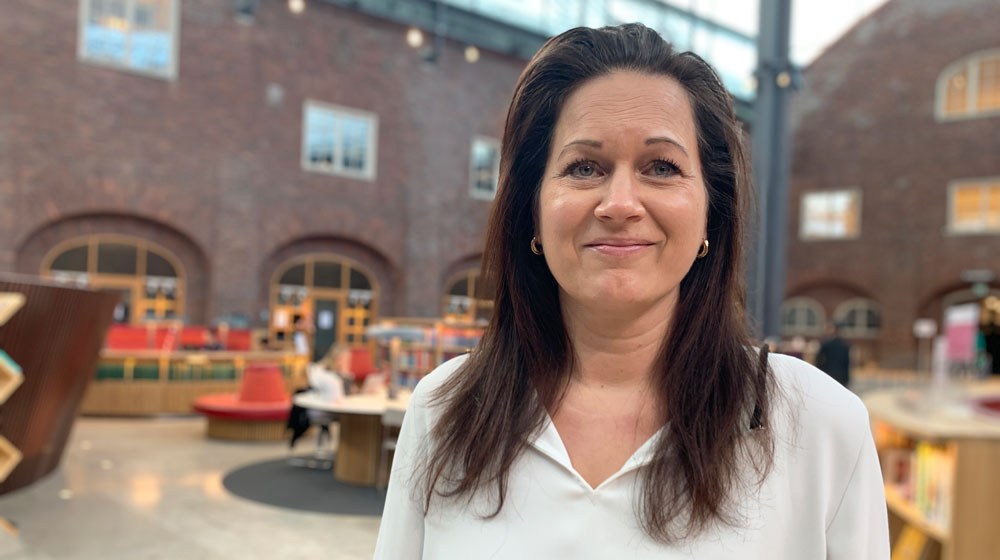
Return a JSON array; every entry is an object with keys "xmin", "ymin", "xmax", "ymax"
[{"xmin": 294, "ymin": 389, "xmax": 411, "ymax": 486}]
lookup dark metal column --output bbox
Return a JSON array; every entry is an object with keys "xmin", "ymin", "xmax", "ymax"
[{"xmin": 749, "ymin": 0, "xmax": 795, "ymax": 339}]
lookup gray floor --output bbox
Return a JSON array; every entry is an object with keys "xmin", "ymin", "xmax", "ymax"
[{"xmin": 0, "ymin": 417, "xmax": 381, "ymax": 560}]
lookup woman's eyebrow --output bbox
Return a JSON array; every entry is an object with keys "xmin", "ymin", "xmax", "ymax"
[
  {"xmin": 557, "ymin": 137, "xmax": 689, "ymax": 159},
  {"xmin": 645, "ymin": 136, "xmax": 688, "ymax": 156},
  {"xmin": 557, "ymin": 139, "xmax": 602, "ymax": 159}
]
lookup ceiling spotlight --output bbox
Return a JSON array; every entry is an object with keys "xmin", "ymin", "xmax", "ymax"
[
  {"xmin": 776, "ymin": 71, "xmax": 791, "ymax": 88},
  {"xmin": 464, "ymin": 45, "xmax": 480, "ymax": 63},
  {"xmin": 288, "ymin": 0, "xmax": 305, "ymax": 14},
  {"xmin": 406, "ymin": 27, "xmax": 424, "ymax": 49}
]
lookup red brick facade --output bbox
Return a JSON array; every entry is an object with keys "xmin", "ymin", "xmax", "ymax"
[
  {"xmin": 787, "ymin": 0, "xmax": 1000, "ymax": 367},
  {"xmin": 0, "ymin": 0, "xmax": 526, "ymax": 324}
]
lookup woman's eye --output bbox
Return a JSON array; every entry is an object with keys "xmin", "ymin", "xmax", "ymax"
[
  {"xmin": 570, "ymin": 162, "xmax": 597, "ymax": 177},
  {"xmin": 651, "ymin": 161, "xmax": 679, "ymax": 177}
]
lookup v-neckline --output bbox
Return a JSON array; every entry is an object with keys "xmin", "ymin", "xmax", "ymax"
[{"xmin": 528, "ymin": 412, "xmax": 666, "ymax": 492}]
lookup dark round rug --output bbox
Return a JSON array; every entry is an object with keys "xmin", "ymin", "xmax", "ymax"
[{"xmin": 222, "ymin": 454, "xmax": 386, "ymax": 516}]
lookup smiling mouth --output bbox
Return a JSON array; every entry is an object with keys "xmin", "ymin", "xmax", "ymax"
[{"xmin": 584, "ymin": 241, "xmax": 655, "ymax": 256}]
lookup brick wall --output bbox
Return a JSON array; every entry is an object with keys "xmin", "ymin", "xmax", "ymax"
[
  {"xmin": 787, "ymin": 0, "xmax": 1000, "ymax": 367},
  {"xmin": 0, "ymin": 0, "xmax": 525, "ymax": 323}
]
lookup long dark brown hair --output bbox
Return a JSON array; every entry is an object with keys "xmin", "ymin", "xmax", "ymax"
[{"xmin": 422, "ymin": 23, "xmax": 774, "ymax": 543}]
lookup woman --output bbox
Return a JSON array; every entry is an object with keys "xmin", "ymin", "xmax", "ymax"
[{"xmin": 376, "ymin": 24, "xmax": 888, "ymax": 559}]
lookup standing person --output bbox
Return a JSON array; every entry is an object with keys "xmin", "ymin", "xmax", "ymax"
[
  {"xmin": 815, "ymin": 322, "xmax": 852, "ymax": 388},
  {"xmin": 376, "ymin": 24, "xmax": 888, "ymax": 558}
]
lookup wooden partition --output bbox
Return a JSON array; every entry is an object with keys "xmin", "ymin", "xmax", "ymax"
[
  {"xmin": 79, "ymin": 350, "xmax": 307, "ymax": 415},
  {"xmin": 0, "ymin": 275, "xmax": 118, "ymax": 496}
]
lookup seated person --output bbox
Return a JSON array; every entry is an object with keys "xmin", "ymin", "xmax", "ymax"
[{"xmin": 303, "ymin": 345, "xmax": 356, "ymax": 449}]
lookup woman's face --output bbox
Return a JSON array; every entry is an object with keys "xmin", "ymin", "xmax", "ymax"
[{"xmin": 537, "ymin": 71, "xmax": 708, "ymax": 316}]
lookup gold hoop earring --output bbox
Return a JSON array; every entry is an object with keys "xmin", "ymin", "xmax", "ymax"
[
  {"xmin": 697, "ymin": 239, "xmax": 709, "ymax": 259},
  {"xmin": 530, "ymin": 237, "xmax": 543, "ymax": 255}
]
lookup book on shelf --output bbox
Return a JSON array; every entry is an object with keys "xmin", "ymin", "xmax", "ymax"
[{"xmin": 879, "ymin": 430, "xmax": 955, "ymax": 530}]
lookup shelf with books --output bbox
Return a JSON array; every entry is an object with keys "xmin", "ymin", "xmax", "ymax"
[
  {"xmin": 865, "ymin": 383, "xmax": 1000, "ymax": 560},
  {"xmin": 883, "ymin": 484, "xmax": 950, "ymax": 544},
  {"xmin": 368, "ymin": 318, "xmax": 484, "ymax": 379}
]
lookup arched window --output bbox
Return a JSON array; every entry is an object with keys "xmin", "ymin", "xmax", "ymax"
[
  {"xmin": 442, "ymin": 269, "xmax": 492, "ymax": 324},
  {"xmin": 937, "ymin": 49, "xmax": 1000, "ymax": 120},
  {"xmin": 270, "ymin": 254, "xmax": 377, "ymax": 360},
  {"xmin": 780, "ymin": 297, "xmax": 825, "ymax": 336},
  {"xmin": 834, "ymin": 298, "xmax": 882, "ymax": 338},
  {"xmin": 42, "ymin": 236, "xmax": 184, "ymax": 324}
]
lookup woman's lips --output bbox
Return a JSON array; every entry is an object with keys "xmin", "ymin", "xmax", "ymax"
[{"xmin": 584, "ymin": 241, "xmax": 655, "ymax": 256}]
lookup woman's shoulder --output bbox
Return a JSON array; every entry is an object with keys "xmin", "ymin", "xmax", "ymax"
[
  {"xmin": 766, "ymin": 351, "xmax": 870, "ymax": 451},
  {"xmin": 410, "ymin": 353, "xmax": 470, "ymax": 408}
]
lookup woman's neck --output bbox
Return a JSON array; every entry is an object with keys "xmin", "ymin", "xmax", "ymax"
[{"xmin": 560, "ymin": 292, "xmax": 676, "ymax": 390}]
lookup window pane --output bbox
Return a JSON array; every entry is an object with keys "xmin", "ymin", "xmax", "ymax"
[
  {"xmin": 349, "ymin": 268, "xmax": 371, "ymax": 290},
  {"xmin": 805, "ymin": 307, "xmax": 817, "ymax": 327},
  {"xmin": 952, "ymin": 185, "xmax": 982, "ymax": 228},
  {"xmin": 145, "ymin": 250, "xmax": 176, "ymax": 277},
  {"xmin": 802, "ymin": 191, "xmax": 859, "ymax": 239},
  {"xmin": 445, "ymin": 295, "xmax": 471, "ymax": 315},
  {"xmin": 866, "ymin": 308, "xmax": 880, "ymax": 329},
  {"xmin": 341, "ymin": 115, "xmax": 369, "ymax": 171},
  {"xmin": 845, "ymin": 309, "xmax": 858, "ymax": 328},
  {"xmin": 305, "ymin": 109, "xmax": 336, "ymax": 169},
  {"xmin": 314, "ymin": 261, "xmax": 342, "ymax": 288},
  {"xmin": 279, "ymin": 264, "xmax": 306, "ymax": 286},
  {"xmin": 97, "ymin": 243, "xmax": 138, "ymax": 275},
  {"xmin": 130, "ymin": 0, "xmax": 172, "ymax": 72},
  {"xmin": 782, "ymin": 307, "xmax": 796, "ymax": 328},
  {"xmin": 84, "ymin": 0, "xmax": 129, "ymax": 63},
  {"xmin": 472, "ymin": 139, "xmax": 499, "ymax": 195},
  {"xmin": 51, "ymin": 245, "xmax": 89, "ymax": 272},
  {"xmin": 944, "ymin": 66, "xmax": 969, "ymax": 116},
  {"xmin": 977, "ymin": 57, "xmax": 1000, "ymax": 111},
  {"xmin": 448, "ymin": 277, "xmax": 470, "ymax": 297}
]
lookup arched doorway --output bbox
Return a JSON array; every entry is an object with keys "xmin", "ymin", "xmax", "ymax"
[
  {"xmin": 41, "ymin": 235, "xmax": 185, "ymax": 324},
  {"xmin": 270, "ymin": 254, "xmax": 378, "ymax": 361}
]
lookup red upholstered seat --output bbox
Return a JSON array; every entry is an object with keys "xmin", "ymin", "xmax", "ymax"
[
  {"xmin": 350, "ymin": 348, "xmax": 378, "ymax": 381},
  {"xmin": 180, "ymin": 326, "xmax": 208, "ymax": 348},
  {"xmin": 238, "ymin": 363, "xmax": 288, "ymax": 403},
  {"xmin": 193, "ymin": 363, "xmax": 290, "ymax": 421},
  {"xmin": 192, "ymin": 394, "xmax": 289, "ymax": 421},
  {"xmin": 222, "ymin": 329, "xmax": 252, "ymax": 351},
  {"xmin": 105, "ymin": 325, "xmax": 150, "ymax": 350}
]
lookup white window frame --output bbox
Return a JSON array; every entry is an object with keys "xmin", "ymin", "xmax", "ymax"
[
  {"xmin": 935, "ymin": 49, "xmax": 1000, "ymax": 122},
  {"xmin": 301, "ymin": 100, "xmax": 379, "ymax": 181},
  {"xmin": 799, "ymin": 188, "xmax": 862, "ymax": 241},
  {"xmin": 833, "ymin": 298, "xmax": 881, "ymax": 338},
  {"xmin": 469, "ymin": 136, "xmax": 501, "ymax": 200},
  {"xmin": 780, "ymin": 297, "xmax": 826, "ymax": 337},
  {"xmin": 77, "ymin": 0, "xmax": 181, "ymax": 80},
  {"xmin": 946, "ymin": 177, "xmax": 1000, "ymax": 235}
]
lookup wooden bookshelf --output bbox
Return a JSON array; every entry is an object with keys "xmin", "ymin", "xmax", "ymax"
[
  {"xmin": 865, "ymin": 382, "xmax": 1000, "ymax": 560},
  {"xmin": 370, "ymin": 318, "xmax": 484, "ymax": 378},
  {"xmin": 884, "ymin": 484, "xmax": 950, "ymax": 544}
]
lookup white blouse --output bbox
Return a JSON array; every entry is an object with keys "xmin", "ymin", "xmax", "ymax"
[{"xmin": 374, "ymin": 353, "xmax": 890, "ymax": 559}]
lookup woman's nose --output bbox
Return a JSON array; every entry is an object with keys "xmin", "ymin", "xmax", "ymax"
[{"xmin": 594, "ymin": 169, "xmax": 645, "ymax": 222}]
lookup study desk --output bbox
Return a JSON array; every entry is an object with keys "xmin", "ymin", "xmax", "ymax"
[{"xmin": 294, "ymin": 389, "xmax": 412, "ymax": 486}]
